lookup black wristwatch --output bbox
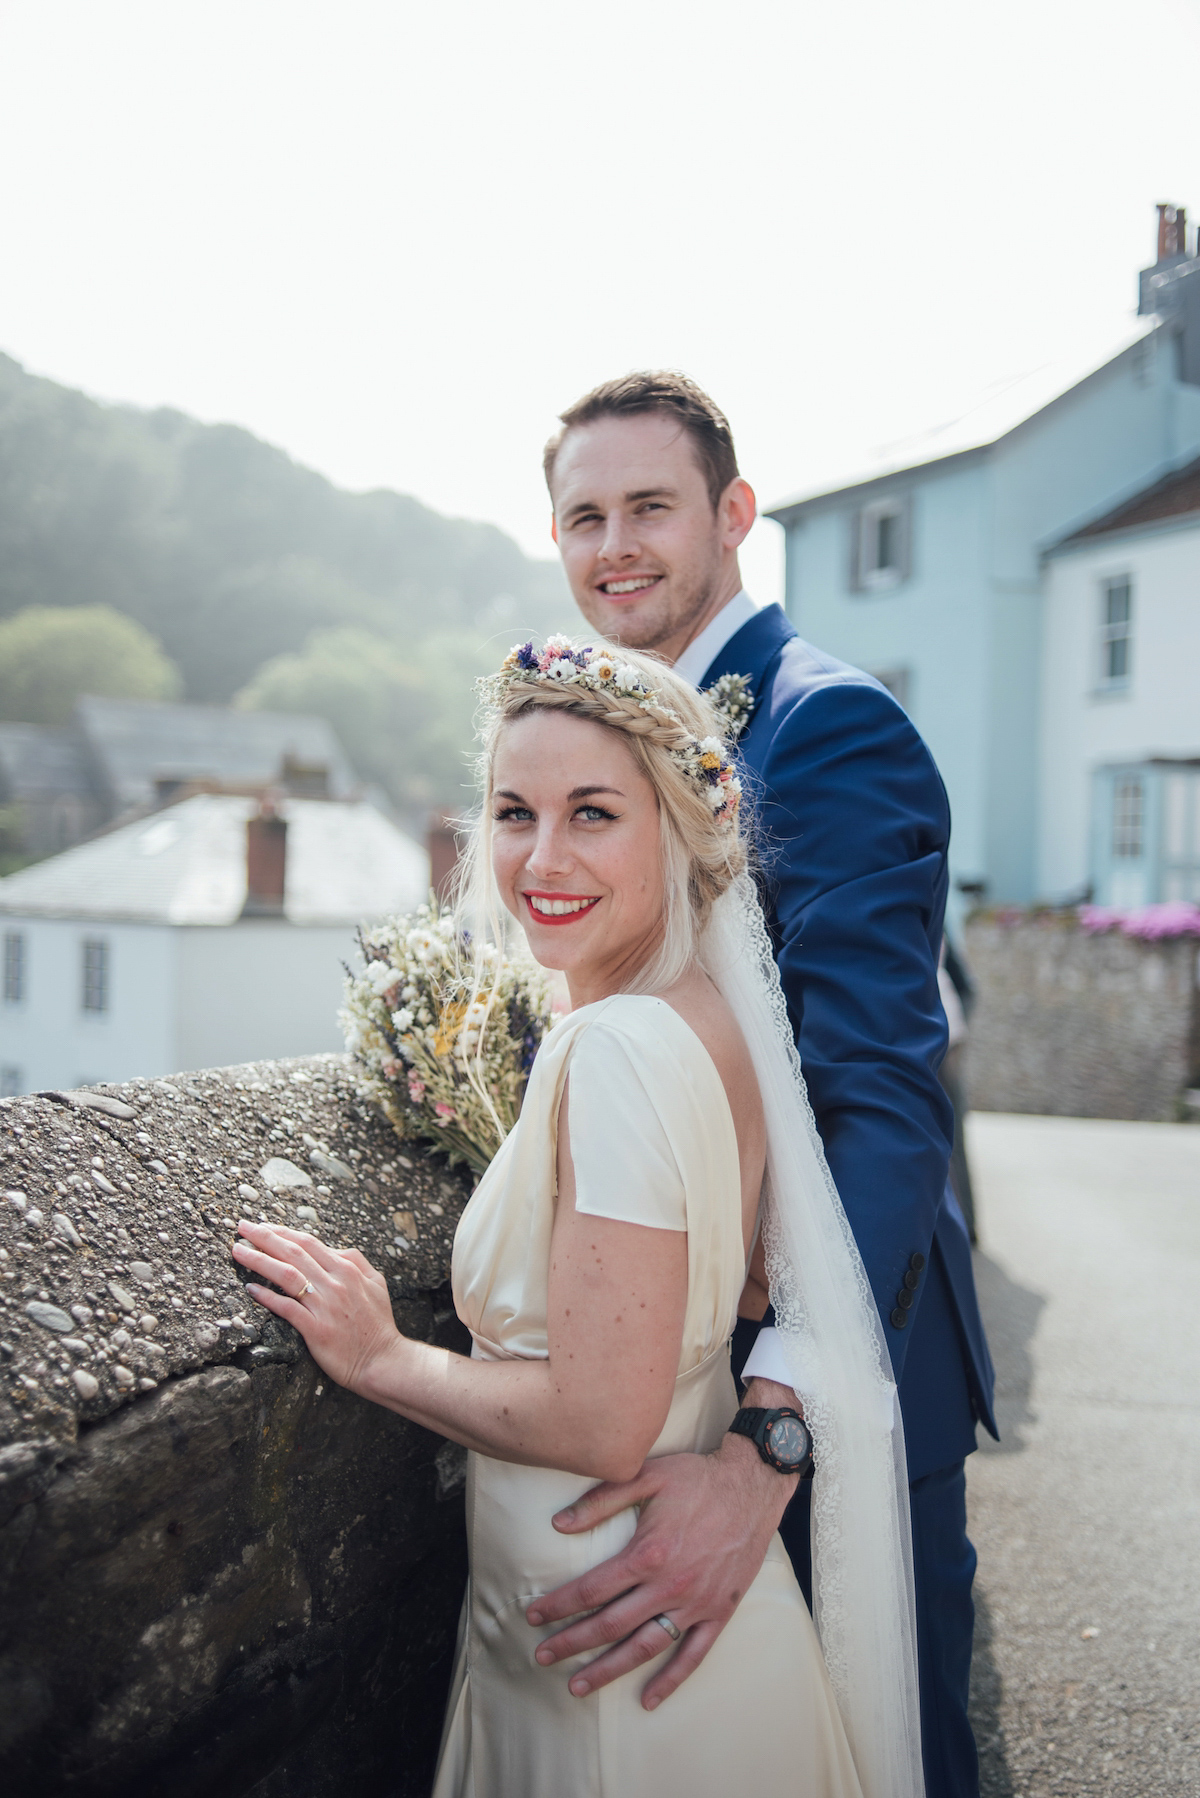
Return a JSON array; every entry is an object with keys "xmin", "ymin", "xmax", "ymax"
[{"xmin": 728, "ymin": 1407, "xmax": 814, "ymax": 1478}]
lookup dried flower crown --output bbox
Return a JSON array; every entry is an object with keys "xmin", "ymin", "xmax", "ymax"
[{"xmin": 482, "ymin": 636, "xmax": 743, "ymax": 826}]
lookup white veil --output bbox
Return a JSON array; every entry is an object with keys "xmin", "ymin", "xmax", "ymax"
[{"xmin": 699, "ymin": 873, "xmax": 924, "ymax": 1798}]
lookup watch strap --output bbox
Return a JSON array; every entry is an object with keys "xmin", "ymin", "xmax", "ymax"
[
  {"xmin": 728, "ymin": 1406, "xmax": 771, "ymax": 1448},
  {"xmin": 728, "ymin": 1406, "xmax": 813, "ymax": 1477}
]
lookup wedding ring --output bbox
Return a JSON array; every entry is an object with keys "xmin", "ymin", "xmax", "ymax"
[
  {"xmin": 651, "ymin": 1614, "xmax": 681, "ymax": 1643},
  {"xmin": 300, "ymin": 1281, "xmax": 316, "ymax": 1297}
]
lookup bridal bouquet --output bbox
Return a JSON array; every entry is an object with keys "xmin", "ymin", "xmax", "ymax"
[{"xmin": 341, "ymin": 900, "xmax": 553, "ymax": 1175}]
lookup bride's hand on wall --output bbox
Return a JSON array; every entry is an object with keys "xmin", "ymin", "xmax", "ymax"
[{"xmin": 232, "ymin": 1220, "xmax": 401, "ymax": 1393}]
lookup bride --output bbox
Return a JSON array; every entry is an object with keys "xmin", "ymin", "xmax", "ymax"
[{"xmin": 233, "ymin": 638, "xmax": 924, "ymax": 1798}]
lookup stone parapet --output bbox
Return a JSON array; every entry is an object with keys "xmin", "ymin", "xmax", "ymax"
[
  {"xmin": 963, "ymin": 916, "xmax": 1200, "ymax": 1121},
  {"xmin": 0, "ymin": 1055, "xmax": 470, "ymax": 1798}
]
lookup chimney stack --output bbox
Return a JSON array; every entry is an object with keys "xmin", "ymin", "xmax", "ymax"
[
  {"xmin": 242, "ymin": 799, "xmax": 287, "ymax": 917},
  {"xmin": 1156, "ymin": 202, "xmax": 1189, "ymax": 263}
]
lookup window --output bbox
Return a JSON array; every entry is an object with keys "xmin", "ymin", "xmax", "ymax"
[
  {"xmin": 1112, "ymin": 779, "xmax": 1144, "ymax": 859},
  {"xmin": 0, "ymin": 1067, "xmax": 21, "ymax": 1099},
  {"xmin": 81, "ymin": 938, "xmax": 110, "ymax": 1014},
  {"xmin": 851, "ymin": 495, "xmax": 912, "ymax": 592},
  {"xmin": 2, "ymin": 932, "xmax": 25, "ymax": 1004},
  {"xmin": 1099, "ymin": 577, "xmax": 1133, "ymax": 689}
]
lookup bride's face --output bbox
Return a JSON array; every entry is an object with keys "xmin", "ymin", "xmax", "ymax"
[{"xmin": 490, "ymin": 708, "xmax": 666, "ymax": 1003}]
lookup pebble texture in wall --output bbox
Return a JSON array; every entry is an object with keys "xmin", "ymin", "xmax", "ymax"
[
  {"xmin": 963, "ymin": 917, "xmax": 1200, "ymax": 1121},
  {"xmin": 0, "ymin": 1055, "xmax": 472, "ymax": 1798}
]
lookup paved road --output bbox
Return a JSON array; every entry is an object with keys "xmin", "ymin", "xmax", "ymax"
[{"xmin": 964, "ymin": 1113, "xmax": 1200, "ymax": 1797}]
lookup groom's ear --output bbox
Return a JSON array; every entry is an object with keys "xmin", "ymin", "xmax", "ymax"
[{"xmin": 551, "ymin": 514, "xmax": 559, "ymax": 546}]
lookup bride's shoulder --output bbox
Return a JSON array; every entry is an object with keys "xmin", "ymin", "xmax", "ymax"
[{"xmin": 550, "ymin": 994, "xmax": 713, "ymax": 1075}]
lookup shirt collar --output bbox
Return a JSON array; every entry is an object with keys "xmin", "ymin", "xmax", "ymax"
[{"xmin": 672, "ymin": 589, "xmax": 763, "ymax": 689}]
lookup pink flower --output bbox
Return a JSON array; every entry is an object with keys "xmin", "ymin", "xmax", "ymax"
[
  {"xmin": 1080, "ymin": 900, "xmax": 1200, "ymax": 941},
  {"xmin": 434, "ymin": 1101, "xmax": 457, "ymax": 1127},
  {"xmin": 407, "ymin": 1073, "xmax": 426, "ymax": 1103}
]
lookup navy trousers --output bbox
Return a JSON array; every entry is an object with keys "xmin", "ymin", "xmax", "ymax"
[{"xmin": 732, "ymin": 1319, "xmax": 980, "ymax": 1798}]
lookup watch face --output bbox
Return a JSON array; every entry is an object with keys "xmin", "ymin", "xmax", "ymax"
[{"xmin": 766, "ymin": 1414, "xmax": 810, "ymax": 1470}]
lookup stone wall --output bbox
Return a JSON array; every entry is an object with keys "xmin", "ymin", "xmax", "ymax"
[
  {"xmin": 963, "ymin": 916, "xmax": 1200, "ymax": 1120},
  {"xmin": 0, "ymin": 1055, "xmax": 472, "ymax": 1798}
]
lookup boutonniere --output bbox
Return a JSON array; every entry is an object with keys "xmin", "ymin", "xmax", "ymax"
[{"xmin": 706, "ymin": 671, "xmax": 756, "ymax": 741}]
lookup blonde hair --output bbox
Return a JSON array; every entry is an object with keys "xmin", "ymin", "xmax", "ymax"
[{"xmin": 455, "ymin": 638, "xmax": 747, "ymax": 994}]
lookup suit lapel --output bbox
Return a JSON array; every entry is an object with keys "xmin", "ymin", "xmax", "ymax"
[{"xmin": 700, "ymin": 605, "xmax": 797, "ymax": 768}]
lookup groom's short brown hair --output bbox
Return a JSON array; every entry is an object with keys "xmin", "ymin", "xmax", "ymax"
[{"xmin": 543, "ymin": 371, "xmax": 739, "ymax": 513}]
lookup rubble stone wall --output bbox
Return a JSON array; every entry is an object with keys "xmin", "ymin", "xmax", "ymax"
[
  {"xmin": 0, "ymin": 1055, "xmax": 472, "ymax": 1798},
  {"xmin": 963, "ymin": 918, "xmax": 1200, "ymax": 1120}
]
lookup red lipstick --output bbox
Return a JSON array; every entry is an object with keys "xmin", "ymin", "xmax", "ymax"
[{"xmin": 522, "ymin": 891, "xmax": 601, "ymax": 927}]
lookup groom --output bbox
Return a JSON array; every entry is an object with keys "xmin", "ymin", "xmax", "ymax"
[{"xmin": 526, "ymin": 372, "xmax": 996, "ymax": 1797}]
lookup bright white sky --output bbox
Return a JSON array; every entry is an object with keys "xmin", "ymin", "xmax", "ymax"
[{"xmin": 2, "ymin": 0, "xmax": 1199, "ymax": 607}]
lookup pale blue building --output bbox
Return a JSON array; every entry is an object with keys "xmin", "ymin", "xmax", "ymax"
[{"xmin": 768, "ymin": 211, "xmax": 1200, "ymax": 912}]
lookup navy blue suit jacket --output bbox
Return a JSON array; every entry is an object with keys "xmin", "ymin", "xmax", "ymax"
[{"xmin": 704, "ymin": 606, "xmax": 996, "ymax": 1479}]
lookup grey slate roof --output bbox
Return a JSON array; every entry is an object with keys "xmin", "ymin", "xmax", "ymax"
[
  {"xmin": 74, "ymin": 697, "xmax": 360, "ymax": 814},
  {"xmin": 766, "ymin": 319, "xmax": 1159, "ymax": 521},
  {"xmin": 0, "ymin": 723, "xmax": 96, "ymax": 804},
  {"xmin": 0, "ymin": 793, "xmax": 428, "ymax": 926},
  {"xmin": 1053, "ymin": 452, "xmax": 1200, "ymax": 545}
]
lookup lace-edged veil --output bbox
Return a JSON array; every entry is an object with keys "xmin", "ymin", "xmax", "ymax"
[{"xmin": 699, "ymin": 873, "xmax": 924, "ymax": 1798}]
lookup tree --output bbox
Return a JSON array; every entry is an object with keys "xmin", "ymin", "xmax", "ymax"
[
  {"xmin": 0, "ymin": 352, "xmax": 572, "ymax": 704},
  {"xmin": 0, "ymin": 605, "xmax": 182, "ymax": 726},
  {"xmin": 235, "ymin": 626, "xmax": 495, "ymax": 820}
]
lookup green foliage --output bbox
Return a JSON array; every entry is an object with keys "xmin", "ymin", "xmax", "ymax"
[
  {"xmin": 0, "ymin": 605, "xmax": 182, "ymax": 726},
  {"xmin": 234, "ymin": 626, "xmax": 498, "ymax": 815},
  {"xmin": 0, "ymin": 801, "xmax": 35, "ymax": 876},
  {"xmin": 0, "ymin": 353, "xmax": 572, "ymax": 704},
  {"xmin": 0, "ymin": 350, "xmax": 576, "ymax": 809}
]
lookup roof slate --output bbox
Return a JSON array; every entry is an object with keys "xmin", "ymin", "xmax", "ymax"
[
  {"xmin": 0, "ymin": 793, "xmax": 428, "ymax": 925},
  {"xmin": 1055, "ymin": 453, "xmax": 1200, "ymax": 544},
  {"xmin": 0, "ymin": 724, "xmax": 96, "ymax": 802},
  {"xmin": 74, "ymin": 698, "xmax": 360, "ymax": 812},
  {"xmin": 766, "ymin": 318, "xmax": 1158, "ymax": 519}
]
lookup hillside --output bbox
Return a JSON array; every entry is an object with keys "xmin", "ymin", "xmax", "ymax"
[{"xmin": 0, "ymin": 352, "xmax": 571, "ymax": 705}]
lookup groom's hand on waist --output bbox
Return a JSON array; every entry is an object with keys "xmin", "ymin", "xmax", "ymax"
[{"xmin": 525, "ymin": 1378, "xmax": 799, "ymax": 1710}]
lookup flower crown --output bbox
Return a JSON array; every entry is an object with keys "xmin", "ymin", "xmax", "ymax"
[{"xmin": 482, "ymin": 636, "xmax": 743, "ymax": 826}]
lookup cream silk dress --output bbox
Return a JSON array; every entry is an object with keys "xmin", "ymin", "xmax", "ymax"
[{"xmin": 432, "ymin": 994, "xmax": 864, "ymax": 1798}]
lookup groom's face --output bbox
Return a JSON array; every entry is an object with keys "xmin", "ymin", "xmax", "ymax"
[{"xmin": 550, "ymin": 413, "xmax": 733, "ymax": 656}]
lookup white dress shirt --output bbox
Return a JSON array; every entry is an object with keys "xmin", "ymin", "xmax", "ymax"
[
  {"xmin": 672, "ymin": 589, "xmax": 765, "ymax": 689},
  {"xmin": 672, "ymin": 590, "xmax": 794, "ymax": 1392}
]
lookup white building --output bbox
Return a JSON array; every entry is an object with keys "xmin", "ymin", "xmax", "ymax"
[
  {"xmin": 1039, "ymin": 457, "xmax": 1200, "ymax": 906},
  {"xmin": 766, "ymin": 206, "xmax": 1200, "ymax": 913},
  {"xmin": 0, "ymin": 794, "xmax": 429, "ymax": 1095}
]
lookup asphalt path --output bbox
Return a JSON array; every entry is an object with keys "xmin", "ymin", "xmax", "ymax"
[{"xmin": 964, "ymin": 1113, "xmax": 1200, "ymax": 1796}]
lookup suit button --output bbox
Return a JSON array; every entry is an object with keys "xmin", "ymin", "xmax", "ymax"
[
  {"xmin": 904, "ymin": 1269, "xmax": 920, "ymax": 1291},
  {"xmin": 896, "ymin": 1287, "xmax": 914, "ymax": 1309},
  {"xmin": 909, "ymin": 1252, "xmax": 926, "ymax": 1272},
  {"xmin": 890, "ymin": 1307, "xmax": 908, "ymax": 1329}
]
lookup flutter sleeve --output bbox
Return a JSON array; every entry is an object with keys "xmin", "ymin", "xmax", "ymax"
[{"xmin": 564, "ymin": 1014, "xmax": 688, "ymax": 1232}]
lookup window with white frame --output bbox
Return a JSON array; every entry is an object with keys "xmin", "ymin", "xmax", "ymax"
[
  {"xmin": 81, "ymin": 938, "xmax": 109, "ymax": 1014},
  {"xmin": 1112, "ymin": 778, "xmax": 1144, "ymax": 859},
  {"xmin": 1098, "ymin": 577, "xmax": 1133, "ymax": 690},
  {"xmin": 2, "ymin": 932, "xmax": 25, "ymax": 1004},
  {"xmin": 851, "ymin": 495, "xmax": 912, "ymax": 591}
]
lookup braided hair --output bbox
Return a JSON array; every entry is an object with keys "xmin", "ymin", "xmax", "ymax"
[{"xmin": 460, "ymin": 638, "xmax": 747, "ymax": 994}]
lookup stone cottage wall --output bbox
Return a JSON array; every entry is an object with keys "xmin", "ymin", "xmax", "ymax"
[
  {"xmin": 963, "ymin": 917, "xmax": 1200, "ymax": 1120},
  {"xmin": 0, "ymin": 1055, "xmax": 472, "ymax": 1798}
]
